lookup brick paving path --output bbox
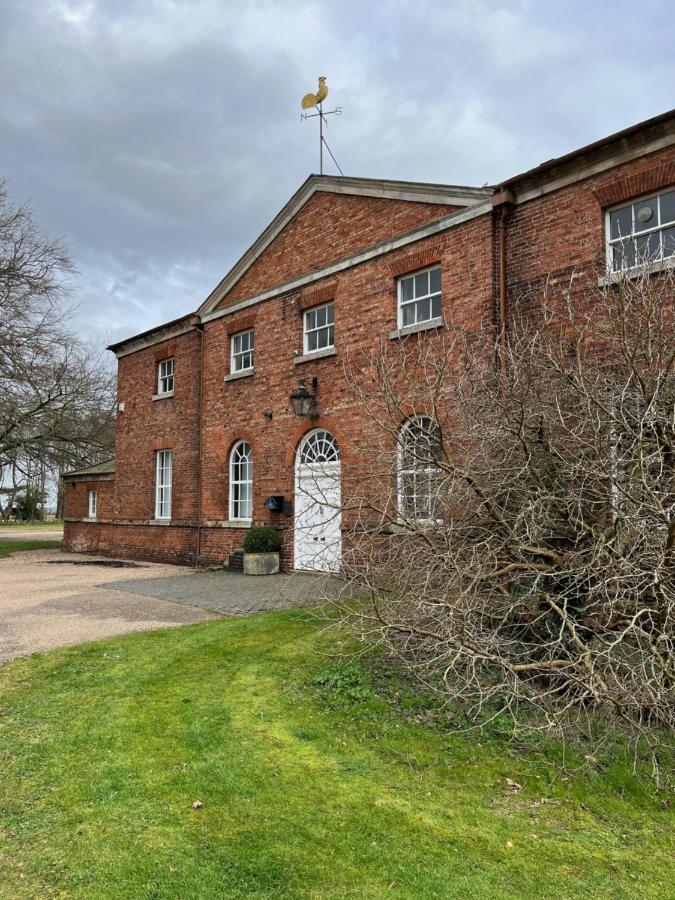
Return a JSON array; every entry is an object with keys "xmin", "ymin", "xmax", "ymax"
[{"xmin": 103, "ymin": 569, "xmax": 348, "ymax": 616}]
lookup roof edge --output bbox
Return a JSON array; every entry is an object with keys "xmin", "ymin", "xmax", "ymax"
[
  {"xmin": 62, "ymin": 458, "xmax": 116, "ymax": 480},
  {"xmin": 499, "ymin": 106, "xmax": 675, "ymax": 195},
  {"xmin": 107, "ymin": 313, "xmax": 198, "ymax": 358}
]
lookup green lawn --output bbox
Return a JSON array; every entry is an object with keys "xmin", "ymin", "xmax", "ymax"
[
  {"xmin": 0, "ymin": 520, "xmax": 63, "ymax": 527},
  {"xmin": 0, "ymin": 610, "xmax": 672, "ymax": 899},
  {"xmin": 0, "ymin": 539, "xmax": 62, "ymax": 559}
]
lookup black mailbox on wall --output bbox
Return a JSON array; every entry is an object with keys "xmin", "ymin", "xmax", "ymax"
[{"xmin": 264, "ymin": 495, "xmax": 285, "ymax": 513}]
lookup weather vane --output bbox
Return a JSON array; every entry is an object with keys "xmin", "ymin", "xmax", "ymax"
[{"xmin": 300, "ymin": 75, "xmax": 343, "ymax": 175}]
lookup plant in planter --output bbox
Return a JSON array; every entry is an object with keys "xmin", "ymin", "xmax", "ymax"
[{"xmin": 242, "ymin": 526, "xmax": 281, "ymax": 575}]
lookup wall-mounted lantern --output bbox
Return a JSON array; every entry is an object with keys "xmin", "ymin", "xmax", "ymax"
[{"xmin": 289, "ymin": 377, "xmax": 318, "ymax": 418}]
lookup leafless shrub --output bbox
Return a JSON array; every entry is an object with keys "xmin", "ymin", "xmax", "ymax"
[
  {"xmin": 0, "ymin": 178, "xmax": 115, "ymax": 515},
  {"xmin": 337, "ymin": 267, "xmax": 675, "ymax": 780}
]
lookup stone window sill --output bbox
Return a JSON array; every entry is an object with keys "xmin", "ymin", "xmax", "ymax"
[
  {"xmin": 224, "ymin": 368, "xmax": 255, "ymax": 382},
  {"xmin": 152, "ymin": 391, "xmax": 174, "ymax": 401},
  {"xmin": 201, "ymin": 519, "xmax": 253, "ymax": 528},
  {"xmin": 293, "ymin": 347, "xmax": 337, "ymax": 365},
  {"xmin": 149, "ymin": 518, "xmax": 172, "ymax": 526},
  {"xmin": 598, "ymin": 256, "xmax": 675, "ymax": 287},
  {"xmin": 389, "ymin": 317, "xmax": 443, "ymax": 340}
]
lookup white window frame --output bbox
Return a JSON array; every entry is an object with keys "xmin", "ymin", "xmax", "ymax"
[
  {"xmin": 397, "ymin": 416, "xmax": 444, "ymax": 524},
  {"xmin": 229, "ymin": 440, "xmax": 253, "ymax": 522},
  {"xmin": 303, "ymin": 302, "xmax": 335, "ymax": 355},
  {"xmin": 88, "ymin": 490, "xmax": 97, "ymax": 519},
  {"xmin": 605, "ymin": 188, "xmax": 675, "ymax": 273},
  {"xmin": 154, "ymin": 450, "xmax": 173, "ymax": 520},
  {"xmin": 230, "ymin": 329, "xmax": 254, "ymax": 373},
  {"xmin": 397, "ymin": 265, "xmax": 442, "ymax": 329},
  {"xmin": 157, "ymin": 358, "xmax": 175, "ymax": 395}
]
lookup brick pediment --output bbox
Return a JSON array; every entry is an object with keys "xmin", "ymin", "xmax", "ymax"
[{"xmin": 213, "ymin": 191, "xmax": 458, "ymax": 312}]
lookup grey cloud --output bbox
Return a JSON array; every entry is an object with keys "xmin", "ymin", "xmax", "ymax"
[{"xmin": 1, "ymin": 0, "xmax": 673, "ymax": 346}]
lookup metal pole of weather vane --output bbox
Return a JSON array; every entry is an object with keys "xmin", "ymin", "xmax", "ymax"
[{"xmin": 300, "ymin": 76, "xmax": 343, "ymax": 175}]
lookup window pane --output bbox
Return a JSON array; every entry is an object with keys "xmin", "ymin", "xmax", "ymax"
[
  {"xmin": 431, "ymin": 295, "xmax": 441, "ymax": 319},
  {"xmin": 634, "ymin": 198, "xmax": 657, "ymax": 232},
  {"xmin": 636, "ymin": 231, "xmax": 660, "ymax": 264},
  {"xmin": 402, "ymin": 303, "xmax": 415, "ymax": 326},
  {"xmin": 429, "ymin": 266, "xmax": 441, "ymax": 293},
  {"xmin": 416, "ymin": 297, "xmax": 431, "ymax": 322},
  {"xmin": 660, "ymin": 191, "xmax": 675, "ymax": 226},
  {"xmin": 316, "ymin": 306, "xmax": 326, "ymax": 327},
  {"xmin": 307, "ymin": 330, "xmax": 318, "ymax": 351},
  {"xmin": 663, "ymin": 226, "xmax": 675, "ymax": 259},
  {"xmin": 327, "ymin": 324, "xmax": 334, "ymax": 346},
  {"xmin": 306, "ymin": 310, "xmax": 316, "ymax": 331},
  {"xmin": 401, "ymin": 276, "xmax": 414, "ymax": 302},
  {"xmin": 614, "ymin": 238, "xmax": 636, "ymax": 270},
  {"xmin": 326, "ymin": 302, "xmax": 334, "ymax": 324},
  {"xmin": 414, "ymin": 272, "xmax": 428, "ymax": 297},
  {"xmin": 316, "ymin": 328, "xmax": 328, "ymax": 349},
  {"xmin": 610, "ymin": 205, "xmax": 632, "ymax": 240},
  {"xmin": 400, "ymin": 473, "xmax": 416, "ymax": 516}
]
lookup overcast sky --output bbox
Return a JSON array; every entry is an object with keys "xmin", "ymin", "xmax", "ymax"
[{"xmin": 2, "ymin": 0, "xmax": 673, "ymax": 348}]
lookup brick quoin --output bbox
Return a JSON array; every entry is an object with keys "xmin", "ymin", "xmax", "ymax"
[{"xmin": 63, "ymin": 111, "xmax": 675, "ymax": 569}]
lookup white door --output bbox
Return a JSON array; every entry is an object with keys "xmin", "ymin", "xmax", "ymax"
[{"xmin": 294, "ymin": 430, "xmax": 342, "ymax": 573}]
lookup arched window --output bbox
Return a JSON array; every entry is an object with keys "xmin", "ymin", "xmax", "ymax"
[
  {"xmin": 229, "ymin": 441, "xmax": 253, "ymax": 521},
  {"xmin": 397, "ymin": 416, "xmax": 443, "ymax": 521}
]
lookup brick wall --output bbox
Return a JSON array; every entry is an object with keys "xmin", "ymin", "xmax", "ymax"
[
  {"xmin": 113, "ymin": 329, "xmax": 202, "ymax": 525},
  {"xmin": 63, "ymin": 478, "xmax": 114, "ymax": 520},
  {"xmin": 503, "ymin": 144, "xmax": 675, "ymax": 322}
]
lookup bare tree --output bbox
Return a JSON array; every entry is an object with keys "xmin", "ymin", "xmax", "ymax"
[
  {"xmin": 338, "ymin": 268, "xmax": 675, "ymax": 780},
  {"xmin": 0, "ymin": 178, "xmax": 115, "ymax": 516}
]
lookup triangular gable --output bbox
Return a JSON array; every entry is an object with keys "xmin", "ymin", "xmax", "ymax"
[{"xmin": 198, "ymin": 175, "xmax": 489, "ymax": 316}]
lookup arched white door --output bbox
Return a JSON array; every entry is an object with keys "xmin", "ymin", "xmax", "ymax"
[{"xmin": 294, "ymin": 429, "xmax": 342, "ymax": 573}]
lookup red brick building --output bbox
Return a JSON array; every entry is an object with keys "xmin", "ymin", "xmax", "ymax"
[{"xmin": 63, "ymin": 109, "xmax": 675, "ymax": 570}]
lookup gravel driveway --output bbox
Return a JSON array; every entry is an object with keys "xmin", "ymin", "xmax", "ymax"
[{"xmin": 0, "ymin": 549, "xmax": 217, "ymax": 665}]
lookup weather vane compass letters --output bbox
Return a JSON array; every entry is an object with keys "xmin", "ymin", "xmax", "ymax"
[{"xmin": 300, "ymin": 75, "xmax": 343, "ymax": 175}]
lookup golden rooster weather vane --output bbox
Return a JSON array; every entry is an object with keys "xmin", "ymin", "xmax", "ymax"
[
  {"xmin": 300, "ymin": 75, "xmax": 343, "ymax": 175},
  {"xmin": 301, "ymin": 75, "xmax": 329, "ymax": 110}
]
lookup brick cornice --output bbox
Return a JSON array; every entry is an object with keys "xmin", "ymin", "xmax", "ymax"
[{"xmin": 593, "ymin": 161, "xmax": 675, "ymax": 208}]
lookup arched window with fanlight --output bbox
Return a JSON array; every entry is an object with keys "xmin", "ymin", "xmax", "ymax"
[
  {"xmin": 397, "ymin": 416, "xmax": 444, "ymax": 522},
  {"xmin": 229, "ymin": 440, "xmax": 253, "ymax": 521}
]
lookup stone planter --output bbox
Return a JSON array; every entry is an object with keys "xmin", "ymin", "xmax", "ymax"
[{"xmin": 243, "ymin": 551, "xmax": 280, "ymax": 576}]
